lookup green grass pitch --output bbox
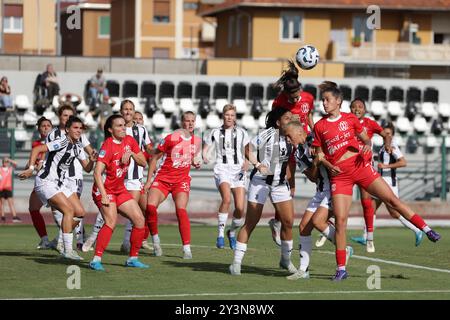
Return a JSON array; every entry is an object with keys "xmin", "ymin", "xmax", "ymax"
[{"xmin": 1, "ymin": 225, "xmax": 449, "ymax": 300}]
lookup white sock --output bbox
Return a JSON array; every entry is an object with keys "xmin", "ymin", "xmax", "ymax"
[
  {"xmin": 218, "ymin": 213, "xmax": 228, "ymax": 238},
  {"xmin": 52, "ymin": 210, "xmax": 63, "ymax": 227},
  {"xmin": 58, "ymin": 228, "xmax": 63, "ymax": 244},
  {"xmin": 398, "ymin": 216, "xmax": 421, "ymax": 234},
  {"xmin": 321, "ymin": 225, "xmax": 336, "ymax": 245},
  {"xmin": 92, "ymin": 255, "xmax": 101, "ymax": 262},
  {"xmin": 62, "ymin": 233, "xmax": 73, "ymax": 254},
  {"xmin": 280, "ymin": 240, "xmax": 293, "ymax": 262},
  {"xmin": 75, "ymin": 219, "xmax": 84, "ymax": 244},
  {"xmin": 183, "ymin": 244, "xmax": 191, "ymax": 252},
  {"xmin": 299, "ymin": 236, "xmax": 312, "ymax": 272},
  {"xmin": 152, "ymin": 234, "xmax": 160, "ymax": 244},
  {"xmin": 91, "ymin": 212, "xmax": 104, "ymax": 239},
  {"xmin": 367, "ymin": 231, "xmax": 374, "ymax": 241},
  {"xmin": 230, "ymin": 217, "xmax": 244, "ymax": 237},
  {"xmin": 362, "ymin": 227, "xmax": 368, "ymax": 240},
  {"xmin": 233, "ymin": 241, "xmax": 247, "ymax": 265},
  {"xmin": 123, "ymin": 220, "xmax": 133, "ymax": 245},
  {"xmin": 423, "ymin": 226, "xmax": 431, "ymax": 233}
]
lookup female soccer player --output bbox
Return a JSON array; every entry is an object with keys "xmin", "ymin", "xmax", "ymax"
[
  {"xmin": 89, "ymin": 114, "xmax": 149, "ymax": 271},
  {"xmin": 28, "ymin": 117, "xmax": 54, "ymax": 249},
  {"xmin": 202, "ymin": 104, "xmax": 249, "ymax": 250},
  {"xmin": 348, "ymin": 98, "xmax": 392, "ymax": 252},
  {"xmin": 269, "ymin": 61, "xmax": 315, "ymax": 245},
  {"xmin": 229, "ymin": 108, "xmax": 297, "ymax": 276},
  {"xmin": 19, "ymin": 116, "xmax": 95, "ymax": 260},
  {"xmin": 143, "ymin": 111, "xmax": 202, "ymax": 259},
  {"xmin": 312, "ymin": 81, "xmax": 440, "ymax": 281}
]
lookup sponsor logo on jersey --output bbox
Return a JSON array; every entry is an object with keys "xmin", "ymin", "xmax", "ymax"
[
  {"xmin": 338, "ymin": 121, "xmax": 349, "ymax": 132},
  {"xmin": 301, "ymin": 103, "xmax": 309, "ymax": 114}
]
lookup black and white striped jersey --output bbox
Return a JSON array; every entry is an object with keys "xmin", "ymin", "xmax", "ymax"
[
  {"xmin": 46, "ymin": 127, "xmax": 90, "ymax": 180},
  {"xmin": 295, "ymin": 134, "xmax": 330, "ymax": 192},
  {"xmin": 249, "ymin": 127, "xmax": 293, "ymax": 186},
  {"xmin": 378, "ymin": 142, "xmax": 403, "ymax": 187},
  {"xmin": 38, "ymin": 135, "xmax": 87, "ymax": 186},
  {"xmin": 204, "ymin": 126, "xmax": 249, "ymax": 166},
  {"xmin": 125, "ymin": 123, "xmax": 152, "ymax": 180}
]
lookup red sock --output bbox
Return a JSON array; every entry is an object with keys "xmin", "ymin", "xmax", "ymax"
[
  {"xmin": 130, "ymin": 227, "xmax": 145, "ymax": 257},
  {"xmin": 361, "ymin": 199, "xmax": 374, "ymax": 232},
  {"xmin": 146, "ymin": 205, "xmax": 158, "ymax": 236},
  {"xmin": 29, "ymin": 210, "xmax": 47, "ymax": 238},
  {"xmin": 274, "ymin": 211, "xmax": 280, "ymax": 221},
  {"xmin": 143, "ymin": 225, "xmax": 150, "ymax": 241},
  {"xmin": 95, "ymin": 225, "xmax": 113, "ymax": 257},
  {"xmin": 336, "ymin": 249, "xmax": 347, "ymax": 268},
  {"xmin": 176, "ymin": 208, "xmax": 191, "ymax": 245},
  {"xmin": 409, "ymin": 214, "xmax": 427, "ymax": 230}
]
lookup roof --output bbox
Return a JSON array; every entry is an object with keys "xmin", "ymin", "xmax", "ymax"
[{"xmin": 200, "ymin": 0, "xmax": 450, "ymax": 16}]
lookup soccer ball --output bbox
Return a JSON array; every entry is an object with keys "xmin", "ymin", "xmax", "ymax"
[{"xmin": 295, "ymin": 45, "xmax": 320, "ymax": 70}]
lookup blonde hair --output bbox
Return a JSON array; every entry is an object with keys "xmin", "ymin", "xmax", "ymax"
[
  {"xmin": 283, "ymin": 120, "xmax": 304, "ymax": 132},
  {"xmin": 222, "ymin": 104, "xmax": 236, "ymax": 114}
]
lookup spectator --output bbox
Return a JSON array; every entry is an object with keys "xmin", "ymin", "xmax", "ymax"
[
  {"xmin": 41, "ymin": 64, "xmax": 60, "ymax": 101},
  {"xmin": 59, "ymin": 92, "xmax": 82, "ymax": 108},
  {"xmin": 0, "ymin": 157, "xmax": 20, "ymax": 223},
  {"xmin": 0, "ymin": 76, "xmax": 13, "ymax": 109},
  {"xmin": 89, "ymin": 68, "xmax": 109, "ymax": 106}
]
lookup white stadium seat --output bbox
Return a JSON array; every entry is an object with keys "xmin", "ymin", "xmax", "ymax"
[
  {"xmin": 127, "ymin": 97, "xmax": 143, "ymax": 113},
  {"xmin": 313, "ymin": 114, "xmax": 322, "ymax": 124},
  {"xmin": 396, "ymin": 117, "xmax": 412, "ymax": 135},
  {"xmin": 43, "ymin": 110, "xmax": 58, "ymax": 125},
  {"xmin": 195, "ymin": 114, "xmax": 205, "ymax": 130},
  {"xmin": 371, "ymin": 135, "xmax": 384, "ymax": 148},
  {"xmin": 394, "ymin": 135, "xmax": 406, "ymax": 148},
  {"xmin": 206, "ymin": 113, "xmax": 221, "ymax": 129},
  {"xmin": 76, "ymin": 100, "xmax": 88, "ymax": 113},
  {"xmin": 111, "ymin": 97, "xmax": 121, "ymax": 113},
  {"xmin": 266, "ymin": 99, "xmax": 274, "ymax": 110},
  {"xmin": 387, "ymin": 101, "xmax": 403, "ymax": 117},
  {"xmin": 52, "ymin": 95, "xmax": 60, "ymax": 109},
  {"xmin": 437, "ymin": 102, "xmax": 450, "ymax": 118},
  {"xmin": 215, "ymin": 98, "xmax": 228, "ymax": 113},
  {"xmin": 14, "ymin": 95, "xmax": 32, "ymax": 111},
  {"xmin": 161, "ymin": 97, "xmax": 177, "ymax": 114},
  {"xmin": 421, "ymin": 102, "xmax": 437, "ymax": 119},
  {"xmin": 84, "ymin": 112, "xmax": 97, "ymax": 129},
  {"xmin": 233, "ymin": 99, "xmax": 247, "ymax": 115},
  {"xmin": 23, "ymin": 111, "xmax": 38, "ymax": 127},
  {"xmin": 179, "ymin": 98, "xmax": 195, "ymax": 113},
  {"xmin": 370, "ymin": 101, "xmax": 387, "ymax": 117},
  {"xmin": 425, "ymin": 135, "xmax": 439, "ymax": 148},
  {"xmin": 241, "ymin": 114, "xmax": 258, "ymax": 131},
  {"xmin": 318, "ymin": 101, "xmax": 326, "ymax": 115},
  {"xmin": 413, "ymin": 116, "xmax": 428, "ymax": 134},
  {"xmin": 340, "ymin": 100, "xmax": 351, "ymax": 113},
  {"xmin": 152, "ymin": 112, "xmax": 168, "ymax": 130},
  {"xmin": 15, "ymin": 128, "xmax": 30, "ymax": 142},
  {"xmin": 258, "ymin": 113, "xmax": 267, "ymax": 128}
]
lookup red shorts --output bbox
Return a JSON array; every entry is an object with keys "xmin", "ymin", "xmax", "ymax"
[
  {"xmin": 330, "ymin": 154, "xmax": 380, "ymax": 196},
  {"xmin": 150, "ymin": 176, "xmax": 191, "ymax": 198},
  {"xmin": 92, "ymin": 187, "xmax": 134, "ymax": 209}
]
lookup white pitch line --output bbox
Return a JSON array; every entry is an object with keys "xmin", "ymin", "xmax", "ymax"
[{"xmin": 6, "ymin": 290, "xmax": 450, "ymax": 300}]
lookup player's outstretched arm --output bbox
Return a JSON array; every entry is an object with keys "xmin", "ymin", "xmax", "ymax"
[
  {"xmin": 132, "ymin": 151, "xmax": 147, "ymax": 167},
  {"xmin": 18, "ymin": 144, "xmax": 48, "ymax": 179}
]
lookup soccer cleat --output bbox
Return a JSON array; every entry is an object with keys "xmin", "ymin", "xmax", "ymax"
[
  {"xmin": 268, "ymin": 218, "xmax": 281, "ymax": 247},
  {"xmin": 183, "ymin": 249, "xmax": 193, "ymax": 260},
  {"xmin": 216, "ymin": 236, "xmax": 225, "ymax": 249},
  {"xmin": 37, "ymin": 239, "xmax": 52, "ymax": 250},
  {"xmin": 61, "ymin": 251, "xmax": 84, "ymax": 261},
  {"xmin": 279, "ymin": 259, "xmax": 298, "ymax": 274},
  {"xmin": 366, "ymin": 240, "xmax": 375, "ymax": 253},
  {"xmin": 153, "ymin": 243, "xmax": 163, "ymax": 257},
  {"xmin": 141, "ymin": 240, "xmax": 152, "ymax": 251},
  {"xmin": 331, "ymin": 269, "xmax": 348, "ymax": 281},
  {"xmin": 125, "ymin": 257, "xmax": 150, "ymax": 269},
  {"xmin": 350, "ymin": 236, "xmax": 367, "ymax": 246},
  {"xmin": 315, "ymin": 235, "xmax": 327, "ymax": 248},
  {"xmin": 229, "ymin": 263, "xmax": 241, "ymax": 275},
  {"xmin": 120, "ymin": 242, "xmax": 130, "ymax": 254},
  {"xmin": 415, "ymin": 231, "xmax": 424, "ymax": 247},
  {"xmin": 12, "ymin": 217, "xmax": 22, "ymax": 223},
  {"xmin": 345, "ymin": 246, "xmax": 354, "ymax": 265},
  {"xmin": 426, "ymin": 230, "xmax": 441, "ymax": 242},
  {"xmin": 226, "ymin": 230, "xmax": 236, "ymax": 250},
  {"xmin": 82, "ymin": 237, "xmax": 96, "ymax": 253},
  {"xmin": 56, "ymin": 241, "xmax": 64, "ymax": 254},
  {"xmin": 286, "ymin": 269, "xmax": 310, "ymax": 280},
  {"xmin": 89, "ymin": 260, "xmax": 105, "ymax": 271}
]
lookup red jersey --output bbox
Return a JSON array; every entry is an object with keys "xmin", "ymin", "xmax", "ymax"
[
  {"xmin": 358, "ymin": 117, "xmax": 383, "ymax": 147},
  {"xmin": 96, "ymin": 135, "xmax": 140, "ymax": 193},
  {"xmin": 32, "ymin": 139, "xmax": 47, "ymax": 166},
  {"xmin": 312, "ymin": 112, "xmax": 364, "ymax": 165},
  {"xmin": 155, "ymin": 131, "xmax": 202, "ymax": 183},
  {"xmin": 272, "ymin": 91, "xmax": 314, "ymax": 133}
]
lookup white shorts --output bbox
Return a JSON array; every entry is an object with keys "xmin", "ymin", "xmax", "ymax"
[
  {"xmin": 65, "ymin": 177, "xmax": 83, "ymax": 196},
  {"xmin": 382, "ymin": 176, "xmax": 399, "ymax": 197},
  {"xmin": 306, "ymin": 190, "xmax": 332, "ymax": 213},
  {"xmin": 34, "ymin": 176, "xmax": 73, "ymax": 207},
  {"xmin": 247, "ymin": 177, "xmax": 291, "ymax": 205},
  {"xmin": 125, "ymin": 179, "xmax": 143, "ymax": 191},
  {"xmin": 214, "ymin": 164, "xmax": 247, "ymax": 189}
]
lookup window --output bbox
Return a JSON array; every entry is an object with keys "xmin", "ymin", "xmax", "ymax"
[
  {"xmin": 228, "ymin": 16, "xmax": 235, "ymax": 48},
  {"xmin": 280, "ymin": 12, "xmax": 303, "ymax": 41},
  {"xmin": 183, "ymin": 2, "xmax": 198, "ymax": 11},
  {"xmin": 153, "ymin": 48, "xmax": 170, "ymax": 58},
  {"xmin": 235, "ymin": 15, "xmax": 242, "ymax": 46},
  {"xmin": 3, "ymin": 4, "xmax": 23, "ymax": 34},
  {"xmin": 98, "ymin": 16, "xmax": 110, "ymax": 38},
  {"xmin": 353, "ymin": 16, "xmax": 373, "ymax": 43},
  {"xmin": 154, "ymin": 0, "xmax": 170, "ymax": 23}
]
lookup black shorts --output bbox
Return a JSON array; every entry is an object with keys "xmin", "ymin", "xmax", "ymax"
[{"xmin": 0, "ymin": 190, "xmax": 12, "ymax": 199}]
